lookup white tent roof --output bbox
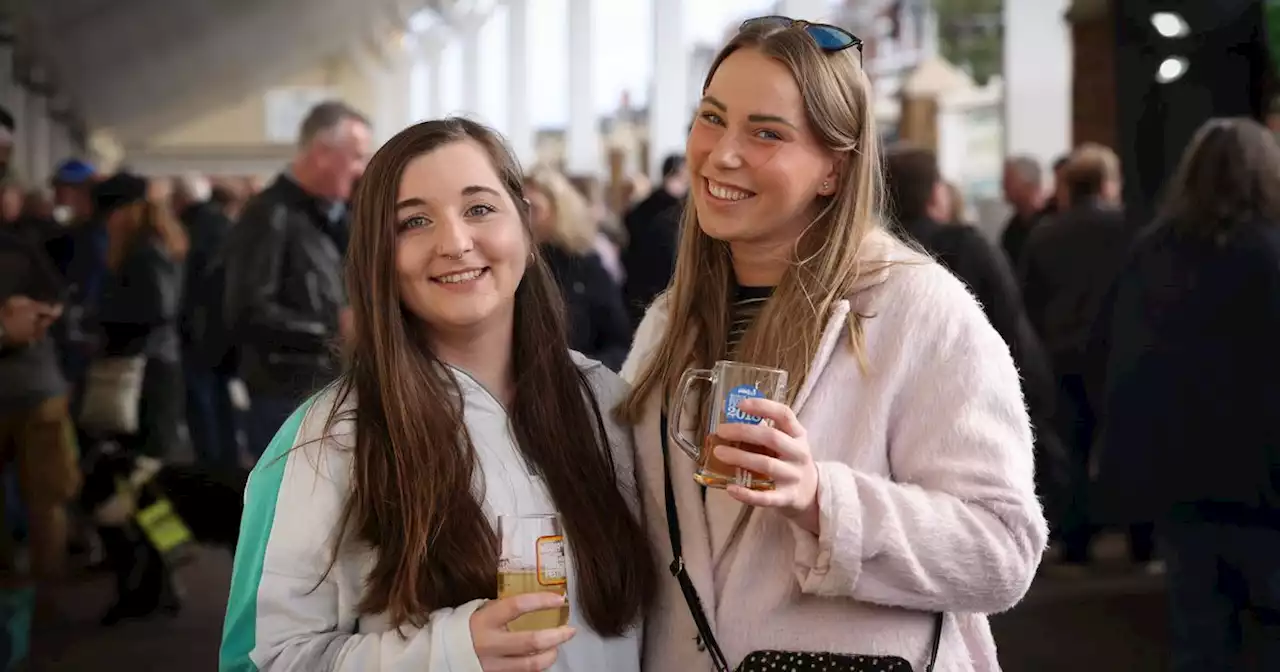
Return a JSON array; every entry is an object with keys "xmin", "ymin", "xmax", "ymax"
[{"xmin": 13, "ymin": 0, "xmax": 443, "ymax": 143}]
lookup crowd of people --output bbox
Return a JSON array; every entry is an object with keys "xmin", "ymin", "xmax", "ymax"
[{"xmin": 0, "ymin": 12, "xmax": 1277, "ymax": 672}]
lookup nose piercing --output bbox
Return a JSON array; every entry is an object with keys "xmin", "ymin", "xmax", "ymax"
[{"xmin": 443, "ymin": 251, "xmax": 464, "ymax": 260}]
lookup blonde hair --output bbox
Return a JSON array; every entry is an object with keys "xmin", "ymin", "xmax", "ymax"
[
  {"xmin": 617, "ymin": 20, "xmax": 887, "ymax": 422},
  {"xmin": 107, "ymin": 200, "xmax": 189, "ymax": 271},
  {"xmin": 525, "ymin": 165, "xmax": 598, "ymax": 254}
]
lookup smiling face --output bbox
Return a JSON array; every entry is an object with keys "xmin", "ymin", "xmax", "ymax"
[
  {"xmin": 395, "ymin": 139, "xmax": 530, "ymax": 338},
  {"xmin": 687, "ymin": 47, "xmax": 839, "ymax": 251}
]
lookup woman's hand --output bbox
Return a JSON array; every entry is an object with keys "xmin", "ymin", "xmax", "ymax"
[
  {"xmin": 712, "ymin": 398, "xmax": 822, "ymax": 534},
  {"xmin": 470, "ymin": 593, "xmax": 576, "ymax": 671}
]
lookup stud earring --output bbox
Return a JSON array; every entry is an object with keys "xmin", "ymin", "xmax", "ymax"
[{"xmin": 823, "ymin": 181, "xmax": 830, "ymax": 192}]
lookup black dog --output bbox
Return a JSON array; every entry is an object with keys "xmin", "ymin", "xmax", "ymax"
[{"xmin": 78, "ymin": 443, "xmax": 248, "ymax": 625}]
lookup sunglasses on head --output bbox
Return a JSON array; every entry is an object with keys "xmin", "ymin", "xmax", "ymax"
[{"xmin": 740, "ymin": 15, "xmax": 863, "ymax": 61}]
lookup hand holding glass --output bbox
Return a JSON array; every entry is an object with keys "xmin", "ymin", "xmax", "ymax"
[
  {"xmin": 497, "ymin": 515, "xmax": 569, "ymax": 632},
  {"xmin": 669, "ymin": 360, "xmax": 790, "ymax": 490}
]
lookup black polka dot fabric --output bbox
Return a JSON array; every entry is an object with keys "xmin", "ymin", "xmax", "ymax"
[{"xmin": 736, "ymin": 649, "xmax": 915, "ymax": 672}]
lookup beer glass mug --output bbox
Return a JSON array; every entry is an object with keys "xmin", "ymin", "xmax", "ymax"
[
  {"xmin": 669, "ymin": 360, "xmax": 789, "ymax": 490},
  {"xmin": 497, "ymin": 514, "xmax": 570, "ymax": 632}
]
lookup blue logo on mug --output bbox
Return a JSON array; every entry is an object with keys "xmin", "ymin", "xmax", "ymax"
[{"xmin": 725, "ymin": 385, "xmax": 765, "ymax": 424}]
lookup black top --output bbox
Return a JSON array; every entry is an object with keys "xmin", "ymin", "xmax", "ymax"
[
  {"xmin": 1091, "ymin": 219, "xmax": 1280, "ymax": 526},
  {"xmin": 539, "ymin": 243, "xmax": 633, "ymax": 371},
  {"xmin": 726, "ymin": 284, "xmax": 772, "ymax": 358}
]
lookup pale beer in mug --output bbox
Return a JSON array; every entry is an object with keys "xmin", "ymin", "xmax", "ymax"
[{"xmin": 497, "ymin": 569, "xmax": 569, "ymax": 631}]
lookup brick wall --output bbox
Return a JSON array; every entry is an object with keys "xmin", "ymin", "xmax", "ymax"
[{"xmin": 1070, "ymin": 5, "xmax": 1116, "ymax": 149}]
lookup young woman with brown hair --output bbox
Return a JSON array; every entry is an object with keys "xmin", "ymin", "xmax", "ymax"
[{"xmin": 220, "ymin": 118, "xmax": 656, "ymax": 671}]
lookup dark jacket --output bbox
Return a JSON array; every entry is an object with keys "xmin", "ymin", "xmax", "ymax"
[
  {"xmin": 178, "ymin": 200, "xmax": 232, "ymax": 346},
  {"xmin": 224, "ymin": 175, "xmax": 347, "ymax": 401},
  {"xmin": 1019, "ymin": 199, "xmax": 1135, "ymax": 376},
  {"xmin": 1091, "ymin": 220, "xmax": 1280, "ymax": 527},
  {"xmin": 97, "ymin": 237, "xmax": 184, "ymax": 364},
  {"xmin": 0, "ymin": 229, "xmax": 67, "ymax": 411},
  {"xmin": 540, "ymin": 244, "xmax": 632, "ymax": 372},
  {"xmin": 620, "ymin": 189, "xmax": 683, "ymax": 328},
  {"xmin": 52, "ymin": 219, "xmax": 109, "ymax": 387},
  {"xmin": 999, "ymin": 210, "xmax": 1041, "ymax": 272}
]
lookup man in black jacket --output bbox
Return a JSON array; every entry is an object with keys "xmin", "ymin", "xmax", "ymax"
[
  {"xmin": 1019, "ymin": 143, "xmax": 1141, "ymax": 567},
  {"xmin": 621, "ymin": 154, "xmax": 687, "ymax": 328},
  {"xmin": 885, "ymin": 145, "xmax": 1069, "ymax": 537},
  {"xmin": 223, "ymin": 101, "xmax": 370, "ymax": 458},
  {"xmin": 174, "ymin": 174, "xmax": 241, "ymax": 468},
  {"xmin": 999, "ymin": 155, "xmax": 1047, "ymax": 272}
]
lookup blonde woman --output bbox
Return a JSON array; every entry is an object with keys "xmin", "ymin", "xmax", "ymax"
[
  {"xmin": 525, "ymin": 166, "xmax": 631, "ymax": 371},
  {"xmin": 617, "ymin": 16, "xmax": 1046, "ymax": 671},
  {"xmin": 92, "ymin": 172, "xmax": 189, "ymax": 461}
]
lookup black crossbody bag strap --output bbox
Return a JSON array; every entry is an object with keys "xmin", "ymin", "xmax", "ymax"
[
  {"xmin": 661, "ymin": 414, "xmax": 732, "ymax": 672},
  {"xmin": 659, "ymin": 414, "xmax": 944, "ymax": 672}
]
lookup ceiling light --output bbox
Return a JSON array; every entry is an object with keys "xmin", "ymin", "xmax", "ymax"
[
  {"xmin": 1156, "ymin": 56, "xmax": 1188, "ymax": 83},
  {"xmin": 1150, "ymin": 12, "xmax": 1189, "ymax": 39}
]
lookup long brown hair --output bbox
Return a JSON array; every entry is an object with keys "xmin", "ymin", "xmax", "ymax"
[
  {"xmin": 328, "ymin": 118, "xmax": 655, "ymax": 634},
  {"xmin": 1159, "ymin": 117, "xmax": 1280, "ymax": 237},
  {"xmin": 618, "ymin": 19, "xmax": 889, "ymax": 421},
  {"xmin": 105, "ymin": 200, "xmax": 189, "ymax": 271}
]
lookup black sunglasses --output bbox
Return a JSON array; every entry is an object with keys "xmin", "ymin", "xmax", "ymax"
[{"xmin": 739, "ymin": 15, "xmax": 864, "ymax": 60}]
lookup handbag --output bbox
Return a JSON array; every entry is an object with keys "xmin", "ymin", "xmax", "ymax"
[
  {"xmin": 659, "ymin": 414, "xmax": 944, "ymax": 672},
  {"xmin": 79, "ymin": 355, "xmax": 147, "ymax": 436}
]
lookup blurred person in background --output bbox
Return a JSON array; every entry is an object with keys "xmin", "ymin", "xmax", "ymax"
[
  {"xmin": 88, "ymin": 173, "xmax": 189, "ymax": 459},
  {"xmin": 223, "ymin": 101, "xmax": 368, "ymax": 459},
  {"xmin": 49, "ymin": 160, "xmax": 96, "ymax": 228},
  {"xmin": 1020, "ymin": 143, "xmax": 1142, "ymax": 571},
  {"xmin": 0, "ymin": 166, "xmax": 79, "ymax": 622},
  {"xmin": 1000, "ymin": 155, "xmax": 1048, "ymax": 270},
  {"xmin": 886, "ymin": 145, "xmax": 1068, "ymax": 534},
  {"xmin": 568, "ymin": 174, "xmax": 626, "ymax": 284},
  {"xmin": 620, "ymin": 172, "xmax": 651, "ymax": 210},
  {"xmin": 19, "ymin": 189, "xmax": 53, "ymax": 223},
  {"xmin": 1090, "ymin": 117, "xmax": 1280, "ymax": 671},
  {"xmin": 209, "ymin": 182, "xmax": 246, "ymax": 221},
  {"xmin": 1, "ymin": 184, "xmax": 21, "ymax": 224},
  {"xmin": 943, "ymin": 180, "xmax": 968, "ymax": 225},
  {"xmin": 1049, "ymin": 154, "xmax": 1070, "ymax": 214},
  {"xmin": 8, "ymin": 158, "xmax": 95, "ymax": 271},
  {"xmin": 621, "ymin": 154, "xmax": 687, "ymax": 328},
  {"xmin": 525, "ymin": 166, "xmax": 631, "ymax": 371},
  {"xmin": 173, "ymin": 173, "xmax": 241, "ymax": 468},
  {"xmin": 6, "ymin": 187, "xmax": 58, "ymax": 255},
  {"xmin": 0, "ymin": 107, "xmax": 11, "ymax": 183}
]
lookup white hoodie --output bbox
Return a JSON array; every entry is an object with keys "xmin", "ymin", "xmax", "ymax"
[{"xmin": 219, "ymin": 353, "xmax": 643, "ymax": 672}]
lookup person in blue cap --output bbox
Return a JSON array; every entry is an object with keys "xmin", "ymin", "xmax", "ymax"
[
  {"xmin": 45, "ymin": 160, "xmax": 107, "ymax": 401},
  {"xmin": 50, "ymin": 159, "xmax": 96, "ymax": 227}
]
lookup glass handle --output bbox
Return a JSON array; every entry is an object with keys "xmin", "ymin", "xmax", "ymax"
[{"xmin": 669, "ymin": 368, "xmax": 713, "ymax": 461}]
